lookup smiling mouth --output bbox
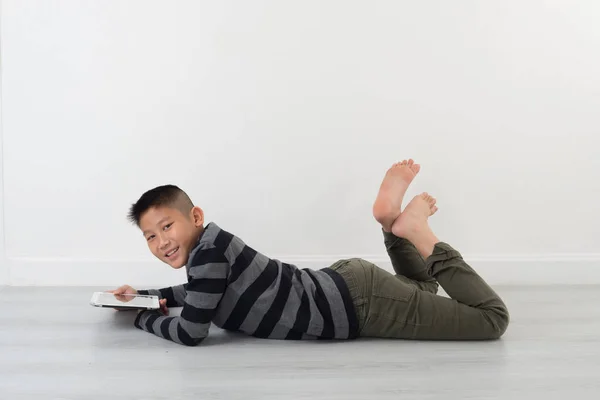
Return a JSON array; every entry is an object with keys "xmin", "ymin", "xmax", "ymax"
[{"xmin": 165, "ymin": 247, "xmax": 179, "ymax": 258}]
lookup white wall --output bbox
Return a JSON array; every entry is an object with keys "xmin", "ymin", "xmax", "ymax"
[
  {"xmin": 0, "ymin": 115, "xmax": 5, "ymax": 286},
  {"xmin": 0, "ymin": 102, "xmax": 5, "ymax": 286},
  {"xmin": 0, "ymin": 1, "xmax": 6, "ymax": 285},
  {"xmin": 1, "ymin": 0, "xmax": 599, "ymax": 286}
]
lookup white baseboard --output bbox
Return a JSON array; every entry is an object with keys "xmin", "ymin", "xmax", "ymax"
[{"xmin": 7, "ymin": 253, "xmax": 600, "ymax": 286}]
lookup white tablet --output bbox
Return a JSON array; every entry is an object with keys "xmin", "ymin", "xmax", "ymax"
[{"xmin": 90, "ymin": 292, "xmax": 160, "ymax": 310}]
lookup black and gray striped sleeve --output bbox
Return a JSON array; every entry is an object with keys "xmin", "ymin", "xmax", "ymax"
[
  {"xmin": 134, "ymin": 246, "xmax": 230, "ymax": 346},
  {"xmin": 138, "ymin": 283, "xmax": 188, "ymax": 307}
]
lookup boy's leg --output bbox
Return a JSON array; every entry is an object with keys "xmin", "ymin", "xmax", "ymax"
[
  {"xmin": 372, "ymin": 159, "xmax": 437, "ymax": 294},
  {"xmin": 383, "ymin": 230, "xmax": 438, "ymax": 294},
  {"xmin": 360, "ymin": 193, "xmax": 509, "ymax": 340}
]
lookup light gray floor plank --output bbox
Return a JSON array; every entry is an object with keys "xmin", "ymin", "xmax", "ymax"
[{"xmin": 1, "ymin": 286, "xmax": 599, "ymax": 399}]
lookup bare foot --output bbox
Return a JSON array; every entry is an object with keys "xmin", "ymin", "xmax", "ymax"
[
  {"xmin": 391, "ymin": 193, "xmax": 440, "ymax": 259},
  {"xmin": 372, "ymin": 159, "xmax": 421, "ymax": 232}
]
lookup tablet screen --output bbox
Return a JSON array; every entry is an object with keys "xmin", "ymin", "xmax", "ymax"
[{"xmin": 91, "ymin": 292, "xmax": 159, "ymax": 309}]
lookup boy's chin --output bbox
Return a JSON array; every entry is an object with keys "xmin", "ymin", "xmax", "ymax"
[
  {"xmin": 167, "ymin": 260, "xmax": 186, "ymax": 269},
  {"xmin": 163, "ymin": 256, "xmax": 187, "ymax": 269}
]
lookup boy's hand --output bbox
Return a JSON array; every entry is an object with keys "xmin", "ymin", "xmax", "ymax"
[
  {"xmin": 107, "ymin": 285, "xmax": 138, "ymax": 310},
  {"xmin": 159, "ymin": 298, "xmax": 169, "ymax": 316}
]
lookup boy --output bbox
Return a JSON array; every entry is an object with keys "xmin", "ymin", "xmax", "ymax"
[{"xmin": 110, "ymin": 159, "xmax": 509, "ymax": 346}]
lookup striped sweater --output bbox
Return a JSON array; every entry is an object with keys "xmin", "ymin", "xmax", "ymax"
[{"xmin": 135, "ymin": 222, "xmax": 358, "ymax": 346}]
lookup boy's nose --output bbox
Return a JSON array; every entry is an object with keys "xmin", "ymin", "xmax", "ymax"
[{"xmin": 158, "ymin": 236, "xmax": 170, "ymax": 249}]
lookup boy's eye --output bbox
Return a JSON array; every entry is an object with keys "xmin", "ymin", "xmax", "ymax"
[
  {"xmin": 163, "ymin": 223, "xmax": 173, "ymax": 231},
  {"xmin": 146, "ymin": 235, "xmax": 155, "ymax": 241}
]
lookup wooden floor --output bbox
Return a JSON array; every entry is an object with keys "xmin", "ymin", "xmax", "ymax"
[{"xmin": 1, "ymin": 285, "xmax": 599, "ymax": 399}]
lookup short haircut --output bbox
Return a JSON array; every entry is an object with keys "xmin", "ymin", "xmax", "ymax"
[{"xmin": 127, "ymin": 184, "xmax": 194, "ymax": 226}]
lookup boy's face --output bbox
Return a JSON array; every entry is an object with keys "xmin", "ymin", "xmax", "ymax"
[{"xmin": 139, "ymin": 205, "xmax": 204, "ymax": 269}]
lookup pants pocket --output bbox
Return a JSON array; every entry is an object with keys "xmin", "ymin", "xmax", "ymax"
[{"xmin": 360, "ymin": 261, "xmax": 417, "ymax": 338}]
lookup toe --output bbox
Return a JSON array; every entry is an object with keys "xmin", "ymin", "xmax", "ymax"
[
  {"xmin": 408, "ymin": 159, "xmax": 414, "ymax": 166},
  {"xmin": 412, "ymin": 164, "xmax": 421, "ymax": 174}
]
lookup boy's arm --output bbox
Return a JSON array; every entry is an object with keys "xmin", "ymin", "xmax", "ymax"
[
  {"xmin": 137, "ymin": 284, "xmax": 189, "ymax": 308},
  {"xmin": 133, "ymin": 246, "xmax": 229, "ymax": 346}
]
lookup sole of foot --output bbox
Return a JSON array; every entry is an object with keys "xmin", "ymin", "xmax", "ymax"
[{"xmin": 372, "ymin": 159, "xmax": 421, "ymax": 232}]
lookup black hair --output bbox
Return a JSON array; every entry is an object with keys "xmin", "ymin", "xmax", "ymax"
[{"xmin": 127, "ymin": 184, "xmax": 194, "ymax": 226}]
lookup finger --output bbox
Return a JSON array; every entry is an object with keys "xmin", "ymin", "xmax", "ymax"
[
  {"xmin": 117, "ymin": 285, "xmax": 132, "ymax": 294},
  {"xmin": 114, "ymin": 293, "xmax": 130, "ymax": 302}
]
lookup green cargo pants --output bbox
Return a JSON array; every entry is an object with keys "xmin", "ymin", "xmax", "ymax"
[{"xmin": 330, "ymin": 230, "xmax": 509, "ymax": 340}]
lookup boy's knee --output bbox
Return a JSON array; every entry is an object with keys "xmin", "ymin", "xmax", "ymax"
[{"xmin": 488, "ymin": 304, "xmax": 510, "ymax": 339}]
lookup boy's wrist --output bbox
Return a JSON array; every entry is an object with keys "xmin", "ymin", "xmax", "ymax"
[{"xmin": 134, "ymin": 310, "xmax": 144, "ymax": 328}]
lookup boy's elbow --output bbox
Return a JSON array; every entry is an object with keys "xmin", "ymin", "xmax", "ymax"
[
  {"xmin": 176, "ymin": 323, "xmax": 207, "ymax": 346},
  {"xmin": 180, "ymin": 337, "xmax": 205, "ymax": 346}
]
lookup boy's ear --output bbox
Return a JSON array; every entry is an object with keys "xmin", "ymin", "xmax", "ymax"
[{"xmin": 191, "ymin": 206, "xmax": 204, "ymax": 227}]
